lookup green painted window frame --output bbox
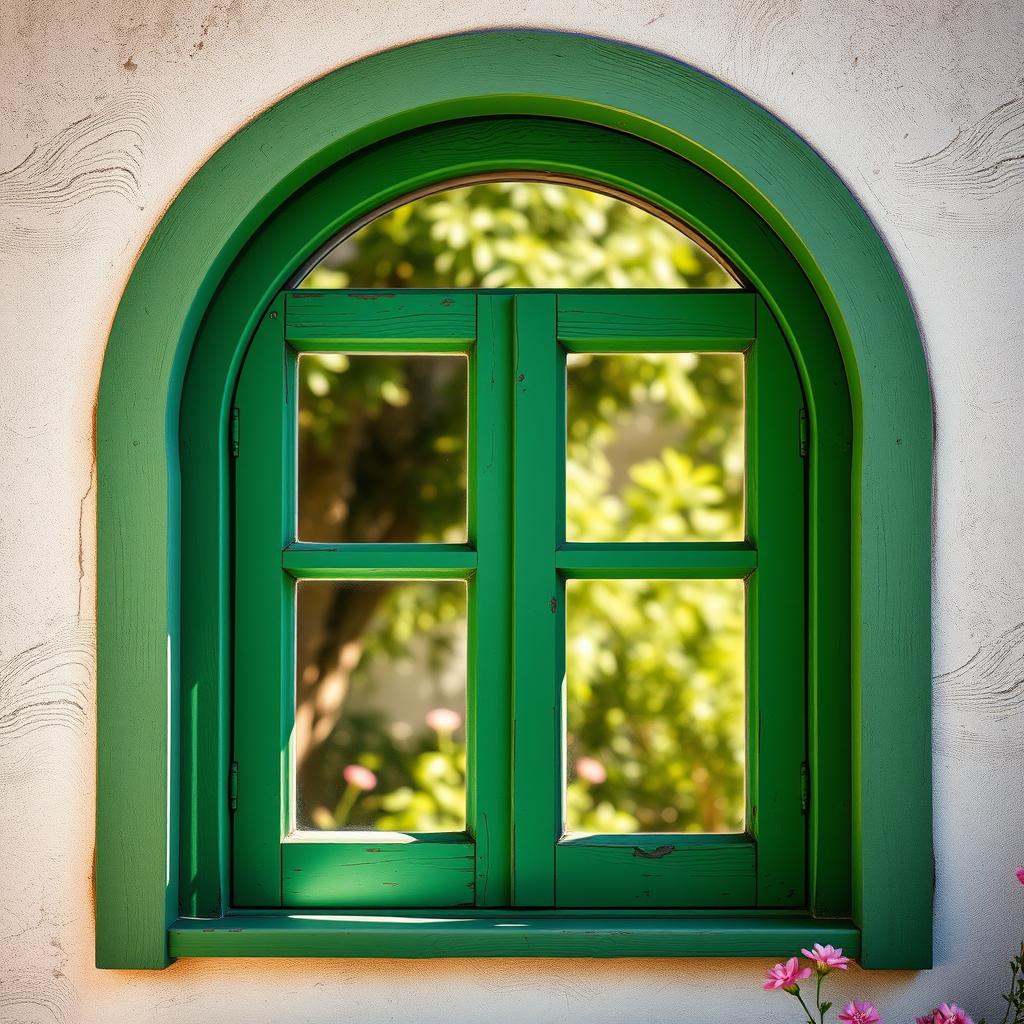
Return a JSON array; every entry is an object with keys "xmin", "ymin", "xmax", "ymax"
[
  {"xmin": 232, "ymin": 288, "xmax": 806, "ymax": 912},
  {"xmin": 96, "ymin": 31, "xmax": 931, "ymax": 970}
]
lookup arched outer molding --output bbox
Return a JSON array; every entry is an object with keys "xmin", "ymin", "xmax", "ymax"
[{"xmin": 97, "ymin": 30, "xmax": 932, "ymax": 969}]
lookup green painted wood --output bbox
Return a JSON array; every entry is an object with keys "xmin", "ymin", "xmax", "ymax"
[
  {"xmin": 558, "ymin": 292, "xmax": 755, "ymax": 351},
  {"xmin": 555, "ymin": 542, "xmax": 756, "ymax": 578},
  {"xmin": 170, "ymin": 913, "xmax": 859, "ymax": 958},
  {"xmin": 167, "ymin": 114, "xmax": 864, "ymax": 942},
  {"xmin": 232, "ymin": 300, "xmax": 291, "ymax": 907},
  {"xmin": 556, "ymin": 836, "xmax": 755, "ymax": 908},
  {"xmin": 511, "ymin": 293, "xmax": 561, "ymax": 907},
  {"xmin": 468, "ymin": 295, "xmax": 515, "ymax": 906},
  {"xmin": 232, "ymin": 298, "xmax": 485, "ymax": 910},
  {"xmin": 747, "ymin": 301, "xmax": 807, "ymax": 908},
  {"xmin": 282, "ymin": 544, "xmax": 476, "ymax": 579},
  {"xmin": 283, "ymin": 838, "xmax": 475, "ymax": 907},
  {"xmin": 100, "ymin": 31, "xmax": 929, "ymax": 968},
  {"xmin": 285, "ymin": 290, "xmax": 475, "ymax": 347}
]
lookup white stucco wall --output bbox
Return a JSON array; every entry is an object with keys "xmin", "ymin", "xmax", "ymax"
[{"xmin": 2, "ymin": 2, "xmax": 1023, "ymax": 1021}]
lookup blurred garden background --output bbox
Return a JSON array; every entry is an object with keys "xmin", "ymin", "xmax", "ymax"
[{"xmin": 293, "ymin": 181, "xmax": 746, "ymax": 837}]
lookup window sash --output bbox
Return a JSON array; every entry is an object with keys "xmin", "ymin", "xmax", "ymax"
[{"xmin": 231, "ymin": 288, "xmax": 806, "ymax": 910}]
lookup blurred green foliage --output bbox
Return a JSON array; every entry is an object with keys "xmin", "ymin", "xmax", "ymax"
[{"xmin": 295, "ymin": 181, "xmax": 745, "ymax": 836}]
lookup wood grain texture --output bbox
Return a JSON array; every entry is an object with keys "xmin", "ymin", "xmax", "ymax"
[
  {"xmin": 231, "ymin": 300, "xmax": 290, "ymax": 908},
  {"xmin": 558, "ymin": 292, "xmax": 755, "ymax": 350},
  {"xmin": 468, "ymin": 294, "xmax": 515, "ymax": 907},
  {"xmin": 283, "ymin": 839, "xmax": 475, "ymax": 907},
  {"xmin": 556, "ymin": 838, "xmax": 756, "ymax": 908},
  {"xmin": 286, "ymin": 291, "xmax": 476, "ymax": 347},
  {"xmin": 555, "ymin": 542, "xmax": 756, "ymax": 578},
  {"xmin": 170, "ymin": 913, "xmax": 860, "ymax": 959},
  {"xmin": 282, "ymin": 544, "xmax": 476, "ymax": 579},
  {"xmin": 99, "ymin": 29, "xmax": 930, "ymax": 967},
  {"xmin": 511, "ymin": 293, "xmax": 561, "ymax": 907},
  {"xmin": 747, "ymin": 301, "xmax": 807, "ymax": 908}
]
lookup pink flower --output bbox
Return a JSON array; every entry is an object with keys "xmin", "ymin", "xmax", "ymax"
[
  {"xmin": 802, "ymin": 942, "xmax": 851, "ymax": 973},
  {"xmin": 1015, "ymin": 868, "xmax": 1024, "ymax": 886},
  {"xmin": 425, "ymin": 707, "xmax": 462, "ymax": 733},
  {"xmin": 342, "ymin": 764, "xmax": 377, "ymax": 791},
  {"xmin": 763, "ymin": 957, "xmax": 812, "ymax": 991},
  {"xmin": 838, "ymin": 1001, "xmax": 882, "ymax": 1024},
  {"xmin": 575, "ymin": 756, "xmax": 607, "ymax": 785},
  {"xmin": 915, "ymin": 1015, "xmax": 937, "ymax": 1024},
  {"xmin": 935, "ymin": 1004, "xmax": 974, "ymax": 1024}
]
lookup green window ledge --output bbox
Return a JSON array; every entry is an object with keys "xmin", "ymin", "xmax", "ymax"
[{"xmin": 169, "ymin": 915, "xmax": 860, "ymax": 959}]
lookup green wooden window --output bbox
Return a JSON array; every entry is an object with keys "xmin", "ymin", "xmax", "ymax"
[
  {"xmin": 233, "ymin": 288, "xmax": 807, "ymax": 911},
  {"xmin": 97, "ymin": 31, "xmax": 933, "ymax": 969}
]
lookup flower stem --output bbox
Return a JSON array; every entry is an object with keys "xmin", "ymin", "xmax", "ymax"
[
  {"xmin": 999, "ymin": 948, "xmax": 1021, "ymax": 1024},
  {"xmin": 793, "ymin": 989, "xmax": 817, "ymax": 1024}
]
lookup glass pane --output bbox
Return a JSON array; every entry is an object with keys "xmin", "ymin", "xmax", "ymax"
[
  {"xmin": 566, "ymin": 353, "xmax": 744, "ymax": 542},
  {"xmin": 295, "ymin": 579, "xmax": 468, "ymax": 832},
  {"xmin": 299, "ymin": 181, "xmax": 737, "ymax": 290},
  {"xmin": 298, "ymin": 354, "xmax": 467, "ymax": 543},
  {"xmin": 565, "ymin": 578, "xmax": 745, "ymax": 834}
]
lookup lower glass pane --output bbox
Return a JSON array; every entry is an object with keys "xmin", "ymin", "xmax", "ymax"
[
  {"xmin": 565, "ymin": 578, "xmax": 745, "ymax": 834},
  {"xmin": 294, "ymin": 579, "xmax": 468, "ymax": 832}
]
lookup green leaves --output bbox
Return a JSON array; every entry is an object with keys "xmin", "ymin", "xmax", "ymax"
[
  {"xmin": 302, "ymin": 181, "xmax": 734, "ymax": 291},
  {"xmin": 296, "ymin": 181, "xmax": 745, "ymax": 836}
]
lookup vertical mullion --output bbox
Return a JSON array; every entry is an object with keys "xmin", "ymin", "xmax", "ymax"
[
  {"xmin": 469, "ymin": 294, "xmax": 513, "ymax": 906},
  {"xmin": 748, "ymin": 297, "xmax": 807, "ymax": 906},
  {"xmin": 511, "ymin": 293, "xmax": 562, "ymax": 907},
  {"xmin": 232, "ymin": 299, "xmax": 291, "ymax": 906}
]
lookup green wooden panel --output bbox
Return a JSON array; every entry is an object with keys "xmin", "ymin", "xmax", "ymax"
[
  {"xmin": 556, "ymin": 836, "xmax": 756, "ymax": 908},
  {"xmin": 282, "ymin": 543, "xmax": 476, "ymax": 579},
  {"xmin": 283, "ymin": 838, "xmax": 475, "ymax": 907},
  {"xmin": 171, "ymin": 913, "xmax": 859, "ymax": 958},
  {"xmin": 468, "ymin": 295, "xmax": 515, "ymax": 906},
  {"xmin": 748, "ymin": 300, "xmax": 807, "ymax": 907},
  {"xmin": 232, "ymin": 300, "xmax": 291, "ymax": 907},
  {"xmin": 285, "ymin": 290, "xmax": 475, "ymax": 347},
  {"xmin": 558, "ymin": 292, "xmax": 755, "ymax": 351},
  {"xmin": 511, "ymin": 293, "xmax": 562, "ymax": 907},
  {"xmin": 556, "ymin": 542, "xmax": 756, "ymax": 578},
  {"xmin": 100, "ymin": 31, "xmax": 929, "ymax": 967}
]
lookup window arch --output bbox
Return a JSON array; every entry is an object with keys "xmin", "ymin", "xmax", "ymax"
[{"xmin": 97, "ymin": 32, "xmax": 931, "ymax": 970}]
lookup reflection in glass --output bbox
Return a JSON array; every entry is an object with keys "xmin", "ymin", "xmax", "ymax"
[
  {"xmin": 565, "ymin": 578, "xmax": 745, "ymax": 834},
  {"xmin": 566, "ymin": 353, "xmax": 744, "ymax": 542},
  {"xmin": 295, "ymin": 580, "xmax": 468, "ymax": 832},
  {"xmin": 298, "ymin": 354, "xmax": 467, "ymax": 543},
  {"xmin": 300, "ymin": 181, "xmax": 737, "ymax": 290}
]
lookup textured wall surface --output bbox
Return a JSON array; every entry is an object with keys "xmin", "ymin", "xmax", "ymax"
[{"xmin": 1, "ymin": 2, "xmax": 1023, "ymax": 1021}]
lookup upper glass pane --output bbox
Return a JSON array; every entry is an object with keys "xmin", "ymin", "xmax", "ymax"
[
  {"xmin": 299, "ymin": 180, "xmax": 738, "ymax": 289},
  {"xmin": 566, "ymin": 352, "xmax": 745, "ymax": 542},
  {"xmin": 297, "ymin": 353, "xmax": 468, "ymax": 543}
]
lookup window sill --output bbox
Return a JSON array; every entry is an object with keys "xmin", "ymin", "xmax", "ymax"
[{"xmin": 170, "ymin": 913, "xmax": 859, "ymax": 959}]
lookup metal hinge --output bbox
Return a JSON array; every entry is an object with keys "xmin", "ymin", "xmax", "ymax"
[
  {"xmin": 231, "ymin": 407, "xmax": 240, "ymax": 458},
  {"xmin": 229, "ymin": 760, "xmax": 238, "ymax": 811},
  {"xmin": 799, "ymin": 407, "xmax": 809, "ymax": 457},
  {"xmin": 800, "ymin": 761, "xmax": 809, "ymax": 813}
]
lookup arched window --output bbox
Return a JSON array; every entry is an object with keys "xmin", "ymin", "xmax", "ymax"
[{"xmin": 97, "ymin": 33, "xmax": 931, "ymax": 969}]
